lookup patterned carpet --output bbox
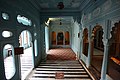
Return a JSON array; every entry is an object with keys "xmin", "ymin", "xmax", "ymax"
[
  {"xmin": 47, "ymin": 48, "xmax": 77, "ymax": 60},
  {"xmin": 26, "ymin": 48, "xmax": 94, "ymax": 80}
]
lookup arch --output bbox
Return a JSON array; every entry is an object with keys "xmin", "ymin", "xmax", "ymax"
[
  {"xmin": 82, "ymin": 28, "xmax": 89, "ymax": 57},
  {"xmin": 51, "ymin": 31, "xmax": 56, "ymax": 45},
  {"xmin": 109, "ymin": 21, "xmax": 120, "ymax": 58},
  {"xmin": 3, "ymin": 44, "xmax": 15, "ymax": 80},
  {"xmin": 19, "ymin": 30, "xmax": 34, "ymax": 80},
  {"xmin": 91, "ymin": 25, "xmax": 104, "ymax": 79},
  {"xmin": 65, "ymin": 31, "xmax": 70, "ymax": 45},
  {"xmin": 57, "ymin": 32, "xmax": 64, "ymax": 45},
  {"xmin": 108, "ymin": 21, "xmax": 120, "ymax": 80},
  {"xmin": 92, "ymin": 25, "xmax": 104, "ymax": 51}
]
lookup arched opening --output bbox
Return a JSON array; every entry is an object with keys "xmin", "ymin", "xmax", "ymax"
[
  {"xmin": 3, "ymin": 44, "xmax": 15, "ymax": 80},
  {"xmin": 91, "ymin": 25, "xmax": 104, "ymax": 79},
  {"xmin": 57, "ymin": 32, "xmax": 64, "ymax": 45},
  {"xmin": 19, "ymin": 30, "xmax": 33, "ymax": 80},
  {"xmin": 51, "ymin": 31, "xmax": 56, "ymax": 45},
  {"xmin": 83, "ymin": 28, "xmax": 89, "ymax": 56},
  {"xmin": 65, "ymin": 31, "xmax": 70, "ymax": 45},
  {"xmin": 108, "ymin": 21, "xmax": 120, "ymax": 80}
]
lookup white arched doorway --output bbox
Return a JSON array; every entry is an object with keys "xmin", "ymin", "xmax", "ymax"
[
  {"xmin": 3, "ymin": 44, "xmax": 16, "ymax": 80},
  {"xmin": 19, "ymin": 30, "xmax": 34, "ymax": 80}
]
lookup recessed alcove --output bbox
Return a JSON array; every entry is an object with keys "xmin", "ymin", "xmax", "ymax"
[{"xmin": 82, "ymin": 28, "xmax": 89, "ymax": 57}]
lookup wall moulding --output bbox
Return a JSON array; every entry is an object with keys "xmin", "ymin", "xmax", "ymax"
[
  {"xmin": 92, "ymin": 7, "xmax": 100, "ymax": 17},
  {"xmin": 102, "ymin": 0, "xmax": 112, "ymax": 12}
]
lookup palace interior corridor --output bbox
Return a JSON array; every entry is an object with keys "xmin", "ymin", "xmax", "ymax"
[{"xmin": 0, "ymin": 0, "xmax": 120, "ymax": 80}]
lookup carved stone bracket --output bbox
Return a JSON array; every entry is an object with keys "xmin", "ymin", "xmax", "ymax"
[
  {"xmin": 73, "ymin": 16, "xmax": 81, "ymax": 25},
  {"xmin": 110, "ymin": 16, "xmax": 120, "ymax": 39}
]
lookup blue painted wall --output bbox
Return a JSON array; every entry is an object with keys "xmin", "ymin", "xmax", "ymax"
[
  {"xmin": 0, "ymin": 0, "xmax": 43, "ymax": 79},
  {"xmin": 71, "ymin": 21, "xmax": 80, "ymax": 56}
]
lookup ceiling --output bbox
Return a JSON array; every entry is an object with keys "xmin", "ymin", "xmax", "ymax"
[
  {"xmin": 38, "ymin": 0, "xmax": 84, "ymax": 9},
  {"xmin": 27, "ymin": 0, "xmax": 90, "ymax": 24},
  {"xmin": 28, "ymin": 0, "xmax": 88, "ymax": 12},
  {"xmin": 0, "ymin": 0, "xmax": 90, "ymax": 24}
]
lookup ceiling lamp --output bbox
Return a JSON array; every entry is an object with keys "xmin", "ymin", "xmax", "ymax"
[
  {"xmin": 57, "ymin": 2, "xmax": 64, "ymax": 9},
  {"xmin": 60, "ymin": 22, "xmax": 62, "ymax": 25},
  {"xmin": 59, "ymin": 18, "xmax": 62, "ymax": 25}
]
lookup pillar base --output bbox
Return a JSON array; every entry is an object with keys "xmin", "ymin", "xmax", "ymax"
[{"xmin": 100, "ymin": 78, "xmax": 106, "ymax": 80}]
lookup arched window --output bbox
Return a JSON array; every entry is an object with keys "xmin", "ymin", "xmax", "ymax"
[
  {"xmin": 51, "ymin": 31, "xmax": 56, "ymax": 45},
  {"xmin": 65, "ymin": 31, "xmax": 70, "ymax": 45},
  {"xmin": 17, "ymin": 15, "xmax": 32, "ymax": 26},
  {"xmin": 57, "ymin": 32, "xmax": 64, "ymax": 45},
  {"xmin": 3, "ymin": 44, "xmax": 15, "ymax": 79},
  {"xmin": 83, "ymin": 28, "xmax": 89, "ymax": 56}
]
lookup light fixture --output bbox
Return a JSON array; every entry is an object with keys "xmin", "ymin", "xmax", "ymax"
[
  {"xmin": 59, "ymin": 18, "xmax": 62, "ymax": 25},
  {"xmin": 57, "ymin": 2, "xmax": 64, "ymax": 9}
]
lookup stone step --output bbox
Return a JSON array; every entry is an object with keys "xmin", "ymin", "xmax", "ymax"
[
  {"xmin": 32, "ymin": 74, "xmax": 90, "ymax": 78},
  {"xmin": 39, "ymin": 64, "xmax": 81, "ymax": 66},
  {"xmin": 37, "ymin": 65, "xmax": 83, "ymax": 69},
  {"xmin": 29, "ymin": 77, "xmax": 92, "ymax": 80},
  {"xmin": 35, "ymin": 68, "xmax": 85, "ymax": 71},
  {"xmin": 41, "ymin": 60, "xmax": 80, "ymax": 64},
  {"xmin": 34, "ymin": 71, "xmax": 87, "ymax": 74},
  {"xmin": 26, "ymin": 60, "xmax": 93, "ymax": 80}
]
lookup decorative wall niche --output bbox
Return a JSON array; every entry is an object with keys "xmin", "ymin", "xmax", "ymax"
[
  {"xmin": 2, "ymin": 13, "xmax": 9, "ymax": 20},
  {"xmin": 2, "ymin": 31, "xmax": 13, "ymax": 38},
  {"xmin": 17, "ymin": 15, "xmax": 32, "ymax": 26}
]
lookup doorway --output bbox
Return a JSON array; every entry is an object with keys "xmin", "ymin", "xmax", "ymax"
[
  {"xmin": 65, "ymin": 31, "xmax": 70, "ymax": 45},
  {"xmin": 91, "ymin": 25, "xmax": 104, "ymax": 79},
  {"xmin": 57, "ymin": 32, "xmax": 64, "ymax": 45},
  {"xmin": 83, "ymin": 28, "xmax": 89, "ymax": 57},
  {"xmin": 51, "ymin": 31, "xmax": 56, "ymax": 45},
  {"xmin": 3, "ymin": 44, "xmax": 15, "ymax": 80},
  {"xmin": 108, "ymin": 21, "xmax": 120, "ymax": 80},
  {"xmin": 19, "ymin": 30, "xmax": 34, "ymax": 80}
]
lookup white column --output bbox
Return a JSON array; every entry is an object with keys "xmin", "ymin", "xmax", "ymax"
[
  {"xmin": 80, "ymin": 28, "xmax": 83, "ymax": 59},
  {"xmin": 100, "ymin": 20, "xmax": 111, "ymax": 80},
  {"xmin": 27, "ymin": 32, "xmax": 30, "ymax": 47},
  {"xmin": 100, "ymin": 39, "xmax": 109, "ymax": 80},
  {"xmin": 87, "ymin": 26, "xmax": 92, "ymax": 68},
  {"xmin": 21, "ymin": 32, "xmax": 24, "ymax": 47}
]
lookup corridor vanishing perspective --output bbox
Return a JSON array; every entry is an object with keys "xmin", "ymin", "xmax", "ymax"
[
  {"xmin": 0, "ymin": 0, "xmax": 120, "ymax": 80},
  {"xmin": 26, "ymin": 48, "xmax": 94, "ymax": 80}
]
